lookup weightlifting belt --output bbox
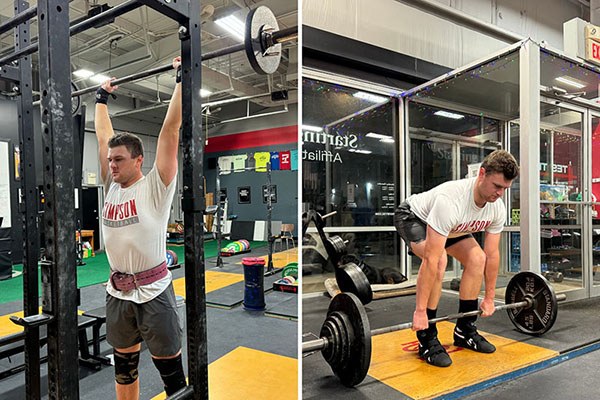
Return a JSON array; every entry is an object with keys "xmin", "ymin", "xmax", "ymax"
[{"xmin": 110, "ymin": 261, "xmax": 168, "ymax": 291}]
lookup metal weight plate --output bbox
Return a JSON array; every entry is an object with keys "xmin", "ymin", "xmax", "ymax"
[
  {"xmin": 327, "ymin": 236, "xmax": 347, "ymax": 259},
  {"xmin": 72, "ymin": 82, "xmax": 81, "ymax": 115},
  {"xmin": 335, "ymin": 262, "xmax": 373, "ymax": 305},
  {"xmin": 245, "ymin": 6, "xmax": 282, "ymax": 75},
  {"xmin": 320, "ymin": 312, "xmax": 351, "ymax": 371},
  {"xmin": 505, "ymin": 271, "xmax": 559, "ymax": 335},
  {"xmin": 325, "ymin": 293, "xmax": 372, "ymax": 387}
]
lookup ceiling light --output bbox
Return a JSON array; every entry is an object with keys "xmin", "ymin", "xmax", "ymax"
[
  {"xmin": 200, "ymin": 89, "xmax": 212, "ymax": 97},
  {"xmin": 215, "ymin": 14, "xmax": 245, "ymax": 41},
  {"xmin": 353, "ymin": 91, "xmax": 387, "ymax": 103},
  {"xmin": 354, "ymin": 149, "xmax": 372, "ymax": 154},
  {"xmin": 555, "ymin": 76, "xmax": 586, "ymax": 89},
  {"xmin": 89, "ymin": 74, "xmax": 111, "ymax": 84},
  {"xmin": 302, "ymin": 125, "xmax": 323, "ymax": 132},
  {"xmin": 73, "ymin": 69, "xmax": 94, "ymax": 78},
  {"xmin": 380, "ymin": 138, "xmax": 395, "ymax": 143},
  {"xmin": 366, "ymin": 132, "xmax": 390, "ymax": 140},
  {"xmin": 434, "ymin": 110, "xmax": 464, "ymax": 119}
]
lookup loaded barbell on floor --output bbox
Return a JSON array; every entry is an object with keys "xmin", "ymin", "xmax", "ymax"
[
  {"xmin": 28, "ymin": 6, "xmax": 298, "ymax": 113},
  {"xmin": 302, "ymin": 271, "xmax": 567, "ymax": 387}
]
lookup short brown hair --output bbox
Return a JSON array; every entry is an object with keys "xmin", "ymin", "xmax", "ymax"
[
  {"xmin": 481, "ymin": 150, "xmax": 519, "ymax": 180},
  {"xmin": 108, "ymin": 132, "xmax": 144, "ymax": 158}
]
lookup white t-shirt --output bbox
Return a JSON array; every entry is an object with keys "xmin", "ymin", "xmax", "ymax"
[
  {"xmin": 406, "ymin": 177, "xmax": 505, "ymax": 238},
  {"xmin": 231, "ymin": 154, "xmax": 248, "ymax": 172},
  {"xmin": 218, "ymin": 156, "xmax": 233, "ymax": 175},
  {"xmin": 102, "ymin": 165, "xmax": 177, "ymax": 303}
]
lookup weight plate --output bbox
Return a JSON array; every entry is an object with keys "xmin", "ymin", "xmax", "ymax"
[
  {"xmin": 245, "ymin": 6, "xmax": 282, "ymax": 75},
  {"xmin": 327, "ymin": 236, "xmax": 347, "ymax": 260},
  {"xmin": 326, "ymin": 292, "xmax": 371, "ymax": 387},
  {"xmin": 505, "ymin": 271, "xmax": 558, "ymax": 335},
  {"xmin": 72, "ymin": 82, "xmax": 81, "ymax": 115},
  {"xmin": 335, "ymin": 262, "xmax": 373, "ymax": 305},
  {"xmin": 166, "ymin": 249, "xmax": 178, "ymax": 266},
  {"xmin": 320, "ymin": 312, "xmax": 350, "ymax": 370}
]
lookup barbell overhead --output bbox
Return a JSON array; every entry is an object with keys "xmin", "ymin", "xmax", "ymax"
[{"xmin": 303, "ymin": 272, "xmax": 567, "ymax": 387}]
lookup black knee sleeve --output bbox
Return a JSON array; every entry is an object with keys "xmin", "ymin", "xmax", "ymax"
[
  {"xmin": 456, "ymin": 299, "xmax": 479, "ymax": 331},
  {"xmin": 114, "ymin": 349, "xmax": 140, "ymax": 385},
  {"xmin": 152, "ymin": 354, "xmax": 187, "ymax": 396}
]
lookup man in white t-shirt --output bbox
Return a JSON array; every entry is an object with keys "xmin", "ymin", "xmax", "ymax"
[
  {"xmin": 394, "ymin": 150, "xmax": 519, "ymax": 367},
  {"xmin": 95, "ymin": 57, "xmax": 186, "ymax": 399}
]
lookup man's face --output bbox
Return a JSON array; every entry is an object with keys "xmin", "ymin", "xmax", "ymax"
[
  {"xmin": 107, "ymin": 145, "xmax": 142, "ymax": 185},
  {"xmin": 478, "ymin": 169, "xmax": 513, "ymax": 203}
]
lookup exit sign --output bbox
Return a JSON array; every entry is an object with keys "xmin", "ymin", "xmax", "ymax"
[{"xmin": 586, "ymin": 39, "xmax": 600, "ymax": 64}]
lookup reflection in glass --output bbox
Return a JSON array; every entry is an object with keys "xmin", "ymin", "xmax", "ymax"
[{"xmin": 302, "ymin": 79, "xmax": 396, "ymax": 227}]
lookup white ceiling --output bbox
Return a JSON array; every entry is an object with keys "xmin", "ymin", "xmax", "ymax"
[{"xmin": 0, "ymin": 0, "xmax": 297, "ymax": 128}]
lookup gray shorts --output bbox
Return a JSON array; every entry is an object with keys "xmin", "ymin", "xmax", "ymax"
[
  {"xmin": 106, "ymin": 283, "xmax": 182, "ymax": 357},
  {"xmin": 394, "ymin": 202, "xmax": 472, "ymax": 255}
]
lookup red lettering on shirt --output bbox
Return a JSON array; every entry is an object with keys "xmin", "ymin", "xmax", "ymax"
[
  {"xmin": 452, "ymin": 220, "xmax": 493, "ymax": 234},
  {"xmin": 103, "ymin": 199, "xmax": 139, "ymax": 222}
]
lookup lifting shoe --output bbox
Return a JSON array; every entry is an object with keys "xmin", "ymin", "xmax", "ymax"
[
  {"xmin": 453, "ymin": 326, "xmax": 496, "ymax": 353},
  {"xmin": 418, "ymin": 337, "xmax": 452, "ymax": 367}
]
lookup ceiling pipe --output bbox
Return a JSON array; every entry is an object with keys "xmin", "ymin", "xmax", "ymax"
[{"xmin": 395, "ymin": 0, "xmax": 524, "ymax": 43}]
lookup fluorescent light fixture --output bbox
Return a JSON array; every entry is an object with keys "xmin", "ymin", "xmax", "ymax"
[
  {"xmin": 215, "ymin": 14, "xmax": 245, "ymax": 41},
  {"xmin": 555, "ymin": 76, "xmax": 586, "ymax": 89},
  {"xmin": 89, "ymin": 74, "xmax": 111, "ymax": 84},
  {"xmin": 353, "ymin": 91, "xmax": 387, "ymax": 103},
  {"xmin": 302, "ymin": 125, "xmax": 323, "ymax": 132},
  {"xmin": 366, "ymin": 132, "xmax": 394, "ymax": 142},
  {"xmin": 73, "ymin": 69, "xmax": 94, "ymax": 78},
  {"xmin": 200, "ymin": 89, "xmax": 212, "ymax": 97},
  {"xmin": 352, "ymin": 149, "xmax": 372, "ymax": 154},
  {"xmin": 434, "ymin": 110, "xmax": 464, "ymax": 119},
  {"xmin": 366, "ymin": 132, "xmax": 389, "ymax": 140}
]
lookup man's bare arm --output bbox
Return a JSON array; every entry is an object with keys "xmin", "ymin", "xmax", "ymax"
[
  {"xmin": 480, "ymin": 232, "xmax": 502, "ymax": 316},
  {"xmin": 94, "ymin": 80, "xmax": 118, "ymax": 181},
  {"xmin": 155, "ymin": 57, "xmax": 182, "ymax": 186}
]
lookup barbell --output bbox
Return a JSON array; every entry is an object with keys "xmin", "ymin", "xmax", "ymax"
[
  {"xmin": 30, "ymin": 6, "xmax": 297, "ymax": 113},
  {"xmin": 302, "ymin": 271, "xmax": 566, "ymax": 387}
]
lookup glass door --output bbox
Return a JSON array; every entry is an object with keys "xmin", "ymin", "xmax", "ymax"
[
  {"xmin": 538, "ymin": 100, "xmax": 585, "ymax": 297},
  {"xmin": 408, "ymin": 137, "xmax": 454, "ymax": 278},
  {"xmin": 589, "ymin": 113, "xmax": 600, "ymax": 296}
]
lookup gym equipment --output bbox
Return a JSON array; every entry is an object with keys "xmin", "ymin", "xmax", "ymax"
[
  {"xmin": 302, "ymin": 210, "xmax": 374, "ymax": 305},
  {"xmin": 302, "ymin": 272, "xmax": 566, "ymax": 387},
  {"xmin": 220, "ymin": 240, "xmax": 252, "ymax": 256},
  {"xmin": 243, "ymin": 257, "xmax": 266, "ymax": 311},
  {"xmin": 166, "ymin": 249, "xmax": 179, "ymax": 267},
  {"xmin": 25, "ymin": 5, "xmax": 298, "ymax": 113}
]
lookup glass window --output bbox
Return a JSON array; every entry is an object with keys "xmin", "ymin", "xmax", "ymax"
[{"xmin": 302, "ymin": 78, "xmax": 397, "ymax": 227}]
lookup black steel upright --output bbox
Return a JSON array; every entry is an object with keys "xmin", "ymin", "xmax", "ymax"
[
  {"xmin": 14, "ymin": 1, "xmax": 41, "ymax": 398},
  {"xmin": 215, "ymin": 165, "xmax": 224, "ymax": 268},
  {"xmin": 266, "ymin": 162, "xmax": 274, "ymax": 271},
  {"xmin": 37, "ymin": 0, "xmax": 79, "ymax": 398},
  {"xmin": 179, "ymin": 0, "xmax": 209, "ymax": 398}
]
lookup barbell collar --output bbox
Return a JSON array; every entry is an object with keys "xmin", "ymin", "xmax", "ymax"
[{"xmin": 303, "ymin": 337, "xmax": 328, "ymax": 353}]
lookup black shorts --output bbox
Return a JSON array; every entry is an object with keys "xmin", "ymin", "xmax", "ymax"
[
  {"xmin": 394, "ymin": 202, "xmax": 472, "ymax": 255},
  {"xmin": 106, "ymin": 283, "xmax": 182, "ymax": 357}
]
